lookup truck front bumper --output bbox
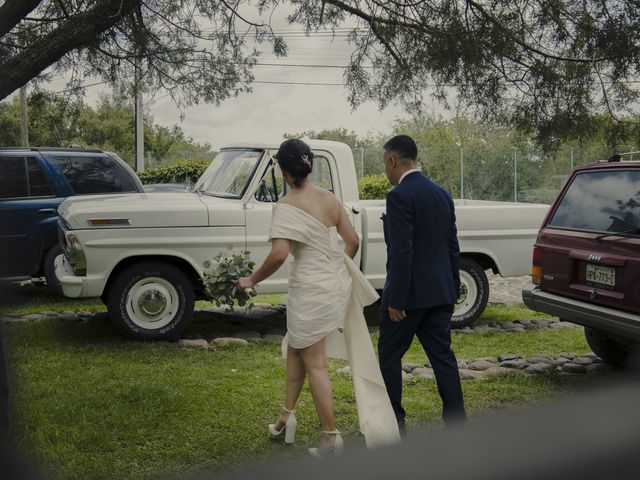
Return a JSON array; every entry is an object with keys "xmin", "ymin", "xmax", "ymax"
[
  {"xmin": 54, "ymin": 254, "xmax": 85, "ymax": 298},
  {"xmin": 522, "ymin": 285, "xmax": 640, "ymax": 341}
]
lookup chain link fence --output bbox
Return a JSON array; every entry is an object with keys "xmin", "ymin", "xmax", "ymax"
[{"xmin": 353, "ymin": 144, "xmax": 637, "ymax": 203}]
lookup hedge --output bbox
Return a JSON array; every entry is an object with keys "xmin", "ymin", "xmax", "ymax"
[
  {"xmin": 138, "ymin": 159, "xmax": 211, "ymax": 184},
  {"xmin": 357, "ymin": 173, "xmax": 392, "ymax": 200}
]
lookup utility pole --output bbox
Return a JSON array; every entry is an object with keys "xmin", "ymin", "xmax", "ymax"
[
  {"xmin": 360, "ymin": 148, "xmax": 364, "ymax": 178},
  {"xmin": 570, "ymin": 146, "xmax": 574, "ymax": 171},
  {"xmin": 134, "ymin": 59, "xmax": 144, "ymax": 173},
  {"xmin": 460, "ymin": 148, "xmax": 464, "ymax": 199},
  {"xmin": 19, "ymin": 85, "xmax": 29, "ymax": 147},
  {"xmin": 513, "ymin": 147, "xmax": 518, "ymax": 203}
]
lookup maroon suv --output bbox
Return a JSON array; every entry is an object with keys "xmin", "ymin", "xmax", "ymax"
[{"xmin": 522, "ymin": 154, "xmax": 640, "ymax": 365}]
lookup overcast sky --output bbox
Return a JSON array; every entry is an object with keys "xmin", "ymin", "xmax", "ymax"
[{"xmin": 40, "ymin": 4, "xmax": 448, "ymax": 151}]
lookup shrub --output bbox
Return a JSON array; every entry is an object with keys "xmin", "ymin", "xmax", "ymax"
[
  {"xmin": 138, "ymin": 159, "xmax": 211, "ymax": 184},
  {"xmin": 358, "ymin": 173, "xmax": 392, "ymax": 199}
]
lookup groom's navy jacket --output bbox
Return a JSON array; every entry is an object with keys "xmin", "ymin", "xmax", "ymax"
[{"xmin": 381, "ymin": 171, "xmax": 460, "ymax": 311}]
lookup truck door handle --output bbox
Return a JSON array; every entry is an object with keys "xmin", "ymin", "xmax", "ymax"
[{"xmin": 38, "ymin": 209, "xmax": 57, "ymax": 214}]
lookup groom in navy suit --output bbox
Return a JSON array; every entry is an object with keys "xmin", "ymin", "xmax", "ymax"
[{"xmin": 378, "ymin": 135, "xmax": 467, "ymax": 435}]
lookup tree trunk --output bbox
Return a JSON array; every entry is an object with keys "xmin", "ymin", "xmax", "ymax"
[{"xmin": 0, "ymin": 0, "xmax": 141, "ymax": 100}]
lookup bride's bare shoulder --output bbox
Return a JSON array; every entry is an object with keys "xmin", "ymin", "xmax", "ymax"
[{"xmin": 277, "ymin": 193, "xmax": 294, "ymax": 206}]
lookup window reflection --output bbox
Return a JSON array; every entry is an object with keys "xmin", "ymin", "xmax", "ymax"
[
  {"xmin": 195, "ymin": 149, "xmax": 262, "ymax": 198},
  {"xmin": 549, "ymin": 170, "xmax": 640, "ymax": 233},
  {"xmin": 0, "ymin": 157, "xmax": 28, "ymax": 199},
  {"xmin": 310, "ymin": 156, "xmax": 334, "ymax": 192},
  {"xmin": 27, "ymin": 157, "xmax": 52, "ymax": 197},
  {"xmin": 54, "ymin": 156, "xmax": 137, "ymax": 194}
]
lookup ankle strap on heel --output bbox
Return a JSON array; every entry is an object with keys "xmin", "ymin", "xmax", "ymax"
[
  {"xmin": 321, "ymin": 430, "xmax": 340, "ymax": 435},
  {"xmin": 282, "ymin": 406, "xmax": 295, "ymax": 413}
]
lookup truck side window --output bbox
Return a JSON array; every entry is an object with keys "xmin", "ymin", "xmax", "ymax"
[
  {"xmin": 255, "ymin": 163, "xmax": 285, "ymax": 203},
  {"xmin": 27, "ymin": 157, "xmax": 53, "ymax": 197},
  {"xmin": 310, "ymin": 155, "xmax": 334, "ymax": 192},
  {"xmin": 54, "ymin": 156, "xmax": 138, "ymax": 194},
  {"xmin": 0, "ymin": 156, "xmax": 28, "ymax": 199}
]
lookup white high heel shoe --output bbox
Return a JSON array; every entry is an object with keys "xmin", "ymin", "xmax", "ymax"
[
  {"xmin": 268, "ymin": 406, "xmax": 297, "ymax": 444},
  {"xmin": 308, "ymin": 430, "xmax": 344, "ymax": 458}
]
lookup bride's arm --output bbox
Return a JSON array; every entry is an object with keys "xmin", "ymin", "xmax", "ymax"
[
  {"xmin": 235, "ymin": 238, "xmax": 291, "ymax": 289},
  {"xmin": 336, "ymin": 203, "xmax": 359, "ymax": 259}
]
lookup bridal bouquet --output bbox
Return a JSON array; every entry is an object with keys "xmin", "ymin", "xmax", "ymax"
[{"xmin": 202, "ymin": 250, "xmax": 257, "ymax": 311}]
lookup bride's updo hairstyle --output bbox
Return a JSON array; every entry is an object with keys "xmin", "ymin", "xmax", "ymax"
[{"xmin": 274, "ymin": 138, "xmax": 314, "ymax": 187}]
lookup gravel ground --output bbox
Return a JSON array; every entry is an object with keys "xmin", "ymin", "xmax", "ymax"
[{"xmin": 488, "ymin": 273, "xmax": 531, "ymax": 305}]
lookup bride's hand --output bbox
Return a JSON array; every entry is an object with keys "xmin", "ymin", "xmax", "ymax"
[{"xmin": 235, "ymin": 277, "xmax": 256, "ymax": 290}]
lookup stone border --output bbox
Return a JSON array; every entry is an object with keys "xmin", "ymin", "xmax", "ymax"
[
  {"xmin": 173, "ymin": 329, "xmax": 286, "ymax": 350},
  {"xmin": 1, "ymin": 307, "xmax": 573, "ymax": 335},
  {"xmin": 453, "ymin": 317, "xmax": 579, "ymax": 334},
  {"xmin": 335, "ymin": 353, "xmax": 612, "ymax": 380},
  {"xmin": 1, "ymin": 310, "xmax": 609, "ymax": 378}
]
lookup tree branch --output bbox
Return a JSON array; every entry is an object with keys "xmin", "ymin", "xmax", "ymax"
[
  {"xmin": 0, "ymin": 0, "xmax": 44, "ymax": 37},
  {"xmin": 0, "ymin": 0, "xmax": 141, "ymax": 100}
]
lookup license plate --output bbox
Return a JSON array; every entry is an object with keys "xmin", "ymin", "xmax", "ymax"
[{"xmin": 586, "ymin": 264, "xmax": 616, "ymax": 287}]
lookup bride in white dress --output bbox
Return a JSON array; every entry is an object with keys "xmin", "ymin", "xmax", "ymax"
[{"xmin": 236, "ymin": 139, "xmax": 400, "ymax": 456}]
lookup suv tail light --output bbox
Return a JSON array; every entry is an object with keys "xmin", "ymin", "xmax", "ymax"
[{"xmin": 532, "ymin": 247, "xmax": 542, "ymax": 285}]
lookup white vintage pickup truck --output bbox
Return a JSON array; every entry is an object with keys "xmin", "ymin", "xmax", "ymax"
[{"xmin": 55, "ymin": 140, "xmax": 549, "ymax": 340}]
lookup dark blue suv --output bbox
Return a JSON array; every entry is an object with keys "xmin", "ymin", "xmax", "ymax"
[{"xmin": 0, "ymin": 147, "xmax": 144, "ymax": 293}]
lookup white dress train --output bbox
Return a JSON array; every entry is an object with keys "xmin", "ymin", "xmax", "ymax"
[{"xmin": 269, "ymin": 203, "xmax": 401, "ymax": 448}]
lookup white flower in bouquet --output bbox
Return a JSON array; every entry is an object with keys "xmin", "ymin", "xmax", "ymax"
[{"xmin": 202, "ymin": 250, "xmax": 257, "ymax": 311}]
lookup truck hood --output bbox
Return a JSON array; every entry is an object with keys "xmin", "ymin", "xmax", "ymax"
[{"xmin": 58, "ymin": 192, "xmax": 211, "ymax": 229}]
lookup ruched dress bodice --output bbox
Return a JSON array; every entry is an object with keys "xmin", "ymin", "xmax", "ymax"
[{"xmin": 286, "ymin": 225, "xmax": 352, "ymax": 348}]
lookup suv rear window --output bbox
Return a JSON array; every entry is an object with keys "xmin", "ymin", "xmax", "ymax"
[
  {"xmin": 548, "ymin": 169, "xmax": 640, "ymax": 233},
  {"xmin": 0, "ymin": 156, "xmax": 52, "ymax": 199},
  {"xmin": 53, "ymin": 155, "xmax": 137, "ymax": 194}
]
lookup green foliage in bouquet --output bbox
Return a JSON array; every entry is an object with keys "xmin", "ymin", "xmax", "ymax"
[{"xmin": 202, "ymin": 250, "xmax": 257, "ymax": 311}]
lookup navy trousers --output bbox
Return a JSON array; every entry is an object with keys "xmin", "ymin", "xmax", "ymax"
[{"xmin": 378, "ymin": 304, "xmax": 467, "ymax": 426}]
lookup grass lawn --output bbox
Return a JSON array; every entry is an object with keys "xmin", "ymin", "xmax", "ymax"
[{"xmin": 2, "ymin": 301, "xmax": 612, "ymax": 480}]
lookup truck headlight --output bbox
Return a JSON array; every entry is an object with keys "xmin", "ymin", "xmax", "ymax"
[{"xmin": 64, "ymin": 231, "xmax": 87, "ymax": 276}]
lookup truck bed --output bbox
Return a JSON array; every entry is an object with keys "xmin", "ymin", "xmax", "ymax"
[{"xmin": 359, "ymin": 199, "xmax": 549, "ymax": 288}]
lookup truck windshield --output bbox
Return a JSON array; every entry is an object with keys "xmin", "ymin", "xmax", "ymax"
[{"xmin": 194, "ymin": 149, "xmax": 263, "ymax": 198}]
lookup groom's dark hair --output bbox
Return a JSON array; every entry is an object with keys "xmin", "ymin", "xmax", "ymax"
[{"xmin": 384, "ymin": 135, "xmax": 418, "ymax": 162}]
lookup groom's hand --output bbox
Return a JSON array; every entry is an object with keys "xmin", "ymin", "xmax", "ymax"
[{"xmin": 388, "ymin": 307, "xmax": 406, "ymax": 322}]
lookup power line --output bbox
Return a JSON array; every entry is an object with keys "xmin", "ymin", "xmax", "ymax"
[
  {"xmin": 51, "ymin": 79, "xmax": 114, "ymax": 94},
  {"xmin": 253, "ymin": 80, "xmax": 343, "ymax": 86},
  {"xmin": 253, "ymin": 62, "xmax": 372, "ymax": 68}
]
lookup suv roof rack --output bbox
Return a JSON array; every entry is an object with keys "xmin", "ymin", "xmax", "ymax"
[
  {"xmin": 0, "ymin": 146, "xmax": 104, "ymax": 153},
  {"xmin": 601, "ymin": 151, "xmax": 640, "ymax": 163}
]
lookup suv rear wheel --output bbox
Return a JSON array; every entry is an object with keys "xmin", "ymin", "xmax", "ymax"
[
  {"xmin": 452, "ymin": 257, "xmax": 489, "ymax": 328},
  {"xmin": 106, "ymin": 261, "xmax": 194, "ymax": 340},
  {"xmin": 584, "ymin": 326, "xmax": 629, "ymax": 366}
]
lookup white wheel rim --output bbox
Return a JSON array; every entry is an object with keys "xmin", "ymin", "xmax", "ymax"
[
  {"xmin": 125, "ymin": 276, "xmax": 179, "ymax": 330},
  {"xmin": 454, "ymin": 270, "xmax": 478, "ymax": 319}
]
